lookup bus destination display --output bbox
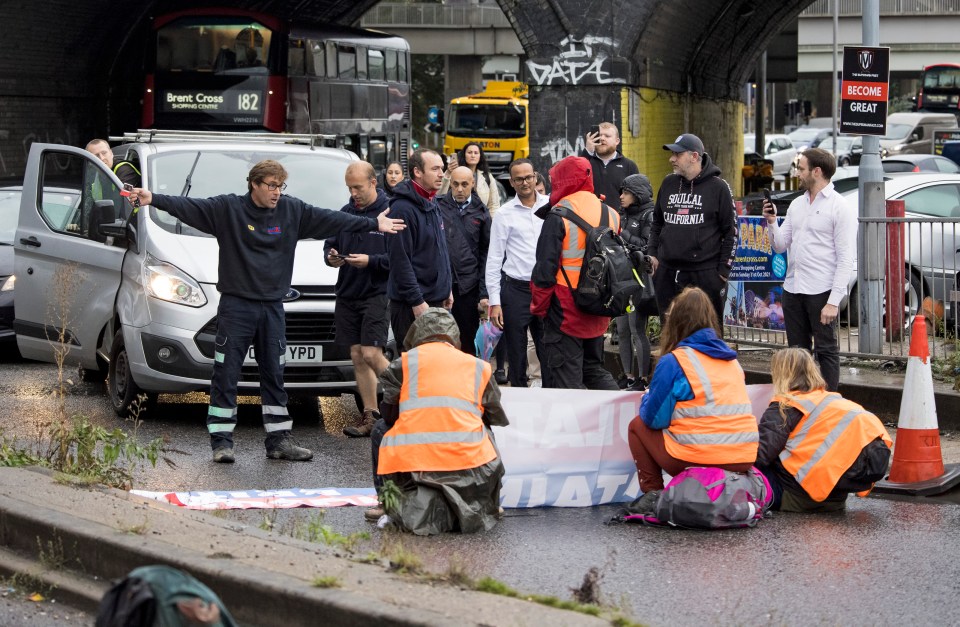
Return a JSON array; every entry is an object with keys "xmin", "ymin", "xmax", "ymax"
[{"xmin": 160, "ymin": 89, "xmax": 263, "ymax": 120}]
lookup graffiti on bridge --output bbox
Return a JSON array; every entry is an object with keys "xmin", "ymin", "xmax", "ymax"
[{"xmin": 526, "ymin": 36, "xmax": 631, "ymax": 86}]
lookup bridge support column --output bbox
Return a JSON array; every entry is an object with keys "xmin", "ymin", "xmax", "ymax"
[{"xmin": 444, "ymin": 56, "xmax": 483, "ymax": 102}]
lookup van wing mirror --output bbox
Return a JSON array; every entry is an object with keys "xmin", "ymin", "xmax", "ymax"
[{"xmin": 93, "ymin": 200, "xmax": 127, "ymax": 241}]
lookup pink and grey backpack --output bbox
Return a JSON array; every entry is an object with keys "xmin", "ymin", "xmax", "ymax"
[{"xmin": 625, "ymin": 466, "xmax": 772, "ymax": 529}]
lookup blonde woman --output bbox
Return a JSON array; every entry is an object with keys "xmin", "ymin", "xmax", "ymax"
[
  {"xmin": 440, "ymin": 142, "xmax": 501, "ymax": 214},
  {"xmin": 757, "ymin": 348, "xmax": 892, "ymax": 512}
]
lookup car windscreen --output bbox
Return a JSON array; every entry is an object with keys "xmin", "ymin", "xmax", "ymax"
[
  {"xmin": 819, "ymin": 137, "xmax": 854, "ymax": 152},
  {"xmin": 788, "ymin": 128, "xmax": 821, "ymax": 142},
  {"xmin": 147, "ymin": 150, "xmax": 350, "ymax": 237},
  {"xmin": 881, "ymin": 123, "xmax": 914, "ymax": 141}
]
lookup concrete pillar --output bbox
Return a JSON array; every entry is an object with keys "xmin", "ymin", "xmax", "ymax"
[{"xmin": 444, "ymin": 56, "xmax": 484, "ymax": 103}]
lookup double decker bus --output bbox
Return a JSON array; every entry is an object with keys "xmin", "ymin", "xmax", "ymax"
[
  {"xmin": 141, "ymin": 8, "xmax": 411, "ymax": 172},
  {"xmin": 916, "ymin": 63, "xmax": 960, "ymax": 115}
]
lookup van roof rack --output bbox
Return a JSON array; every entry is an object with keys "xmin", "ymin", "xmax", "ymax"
[{"xmin": 108, "ymin": 129, "xmax": 340, "ymax": 149}]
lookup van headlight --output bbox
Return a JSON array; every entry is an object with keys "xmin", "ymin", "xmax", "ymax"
[
  {"xmin": 142, "ymin": 254, "xmax": 206, "ymax": 307},
  {"xmin": 0, "ymin": 275, "xmax": 13, "ymax": 292}
]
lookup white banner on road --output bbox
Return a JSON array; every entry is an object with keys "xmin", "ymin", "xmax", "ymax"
[{"xmin": 495, "ymin": 384, "xmax": 774, "ymax": 508}]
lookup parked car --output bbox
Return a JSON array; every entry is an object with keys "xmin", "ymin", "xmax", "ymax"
[
  {"xmin": 744, "ymin": 133, "xmax": 798, "ymax": 177},
  {"xmin": 787, "ymin": 126, "xmax": 833, "ymax": 151},
  {"xmin": 882, "ymin": 154, "xmax": 960, "ymax": 173},
  {"xmin": 840, "ymin": 172, "xmax": 960, "ymax": 322},
  {"xmin": 816, "ymin": 135, "xmax": 867, "ymax": 166},
  {"xmin": 14, "ymin": 136, "xmax": 365, "ymax": 415},
  {"xmin": 1, "ymin": 186, "xmax": 82, "ymax": 344}
]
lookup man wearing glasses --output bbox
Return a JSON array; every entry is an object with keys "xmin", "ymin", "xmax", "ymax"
[
  {"xmin": 129, "ymin": 159, "xmax": 405, "ymax": 464},
  {"xmin": 484, "ymin": 159, "xmax": 549, "ymax": 388}
]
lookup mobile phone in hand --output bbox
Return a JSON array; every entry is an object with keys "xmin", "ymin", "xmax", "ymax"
[
  {"xmin": 328, "ymin": 253, "xmax": 348, "ymax": 260},
  {"xmin": 122, "ymin": 183, "xmax": 140, "ymax": 208},
  {"xmin": 762, "ymin": 189, "xmax": 774, "ymax": 218},
  {"xmin": 589, "ymin": 125, "xmax": 600, "ymax": 136}
]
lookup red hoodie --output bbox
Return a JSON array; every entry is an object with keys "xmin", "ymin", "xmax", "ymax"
[{"xmin": 530, "ymin": 156, "xmax": 612, "ymax": 339}]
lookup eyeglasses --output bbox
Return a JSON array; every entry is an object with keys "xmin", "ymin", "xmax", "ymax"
[
  {"xmin": 261, "ymin": 181, "xmax": 287, "ymax": 192},
  {"xmin": 511, "ymin": 175, "xmax": 537, "ymax": 185}
]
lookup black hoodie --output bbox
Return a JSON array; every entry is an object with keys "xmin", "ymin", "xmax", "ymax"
[
  {"xmin": 385, "ymin": 179, "xmax": 452, "ymax": 307},
  {"xmin": 647, "ymin": 152, "xmax": 738, "ymax": 277},
  {"xmin": 323, "ymin": 188, "xmax": 391, "ymax": 300}
]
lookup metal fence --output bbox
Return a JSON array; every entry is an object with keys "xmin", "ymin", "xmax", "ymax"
[
  {"xmin": 360, "ymin": 3, "xmax": 512, "ymax": 28},
  {"xmin": 725, "ymin": 214, "xmax": 960, "ymax": 363},
  {"xmin": 802, "ymin": 0, "xmax": 960, "ymax": 16}
]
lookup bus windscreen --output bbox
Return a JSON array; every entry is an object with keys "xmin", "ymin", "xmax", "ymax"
[{"xmin": 157, "ymin": 18, "xmax": 273, "ymax": 74}]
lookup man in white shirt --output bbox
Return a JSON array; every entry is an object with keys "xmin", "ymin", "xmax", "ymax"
[
  {"xmin": 485, "ymin": 159, "xmax": 549, "ymax": 387},
  {"xmin": 763, "ymin": 148, "xmax": 857, "ymax": 391}
]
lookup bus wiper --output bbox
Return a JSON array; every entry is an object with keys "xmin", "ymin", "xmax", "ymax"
[{"xmin": 181, "ymin": 152, "xmax": 202, "ymax": 197}]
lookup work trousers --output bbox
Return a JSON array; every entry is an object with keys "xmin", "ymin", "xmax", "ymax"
[
  {"xmin": 450, "ymin": 283, "xmax": 480, "ymax": 355},
  {"xmin": 541, "ymin": 324, "xmax": 617, "ymax": 390},
  {"xmin": 501, "ymin": 275, "xmax": 544, "ymax": 387},
  {"xmin": 782, "ymin": 289, "xmax": 840, "ymax": 391},
  {"xmin": 654, "ymin": 265, "xmax": 727, "ymax": 331},
  {"xmin": 208, "ymin": 294, "xmax": 291, "ymax": 451},
  {"xmin": 627, "ymin": 417, "xmax": 753, "ymax": 492}
]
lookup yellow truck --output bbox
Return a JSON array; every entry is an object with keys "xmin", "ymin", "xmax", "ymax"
[{"xmin": 443, "ymin": 81, "xmax": 529, "ymax": 180}]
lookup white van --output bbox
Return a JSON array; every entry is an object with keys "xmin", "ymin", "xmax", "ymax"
[
  {"xmin": 14, "ymin": 133, "xmax": 367, "ymax": 415},
  {"xmin": 880, "ymin": 112, "xmax": 959, "ymax": 155}
]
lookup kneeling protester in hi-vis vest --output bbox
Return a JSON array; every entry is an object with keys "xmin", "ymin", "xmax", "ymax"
[
  {"xmin": 756, "ymin": 348, "xmax": 893, "ymax": 513},
  {"xmin": 373, "ymin": 308, "xmax": 508, "ymax": 535},
  {"xmin": 626, "ymin": 287, "xmax": 759, "ymax": 517}
]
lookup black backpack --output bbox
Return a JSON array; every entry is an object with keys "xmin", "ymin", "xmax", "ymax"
[{"xmin": 554, "ymin": 203, "xmax": 647, "ymax": 317}]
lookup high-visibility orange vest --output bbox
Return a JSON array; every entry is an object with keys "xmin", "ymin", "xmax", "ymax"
[
  {"xmin": 774, "ymin": 389, "xmax": 893, "ymax": 502},
  {"xmin": 664, "ymin": 347, "xmax": 759, "ymax": 464},
  {"xmin": 378, "ymin": 342, "xmax": 497, "ymax": 474},
  {"xmin": 554, "ymin": 191, "xmax": 620, "ymax": 289}
]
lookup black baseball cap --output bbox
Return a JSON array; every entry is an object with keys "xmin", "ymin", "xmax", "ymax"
[{"xmin": 663, "ymin": 134, "xmax": 705, "ymax": 154}]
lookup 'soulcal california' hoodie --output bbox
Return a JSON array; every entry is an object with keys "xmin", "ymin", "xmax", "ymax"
[{"xmin": 647, "ymin": 152, "xmax": 738, "ymax": 278}]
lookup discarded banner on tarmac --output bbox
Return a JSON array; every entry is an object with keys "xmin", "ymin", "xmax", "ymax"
[
  {"xmin": 131, "ymin": 488, "xmax": 379, "ymax": 510},
  {"xmin": 494, "ymin": 385, "xmax": 774, "ymax": 508}
]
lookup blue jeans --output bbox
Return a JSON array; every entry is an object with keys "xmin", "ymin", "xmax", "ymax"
[{"xmin": 208, "ymin": 294, "xmax": 290, "ymax": 451}]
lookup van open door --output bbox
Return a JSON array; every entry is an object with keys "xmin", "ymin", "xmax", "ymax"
[{"xmin": 14, "ymin": 144, "xmax": 129, "ymax": 372}]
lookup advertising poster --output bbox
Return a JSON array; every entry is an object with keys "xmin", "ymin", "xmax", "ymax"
[{"xmin": 724, "ymin": 216, "xmax": 787, "ymax": 331}]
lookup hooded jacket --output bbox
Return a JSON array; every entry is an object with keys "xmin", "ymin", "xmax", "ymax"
[
  {"xmin": 531, "ymin": 156, "xmax": 612, "ymax": 339},
  {"xmin": 436, "ymin": 191, "xmax": 491, "ymax": 298},
  {"xmin": 647, "ymin": 152, "xmax": 738, "ymax": 278},
  {"xmin": 377, "ymin": 308, "xmax": 508, "ymax": 535},
  {"xmin": 323, "ymin": 188, "xmax": 390, "ymax": 300},
  {"xmin": 619, "ymin": 173, "xmax": 655, "ymax": 253},
  {"xmin": 385, "ymin": 179, "xmax": 452, "ymax": 307},
  {"xmin": 639, "ymin": 328, "xmax": 741, "ymax": 430}
]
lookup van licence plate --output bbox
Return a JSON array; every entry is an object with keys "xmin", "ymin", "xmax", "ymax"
[{"xmin": 244, "ymin": 345, "xmax": 323, "ymax": 365}]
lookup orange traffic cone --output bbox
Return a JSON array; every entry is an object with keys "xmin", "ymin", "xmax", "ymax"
[{"xmin": 874, "ymin": 315, "xmax": 960, "ymax": 496}]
